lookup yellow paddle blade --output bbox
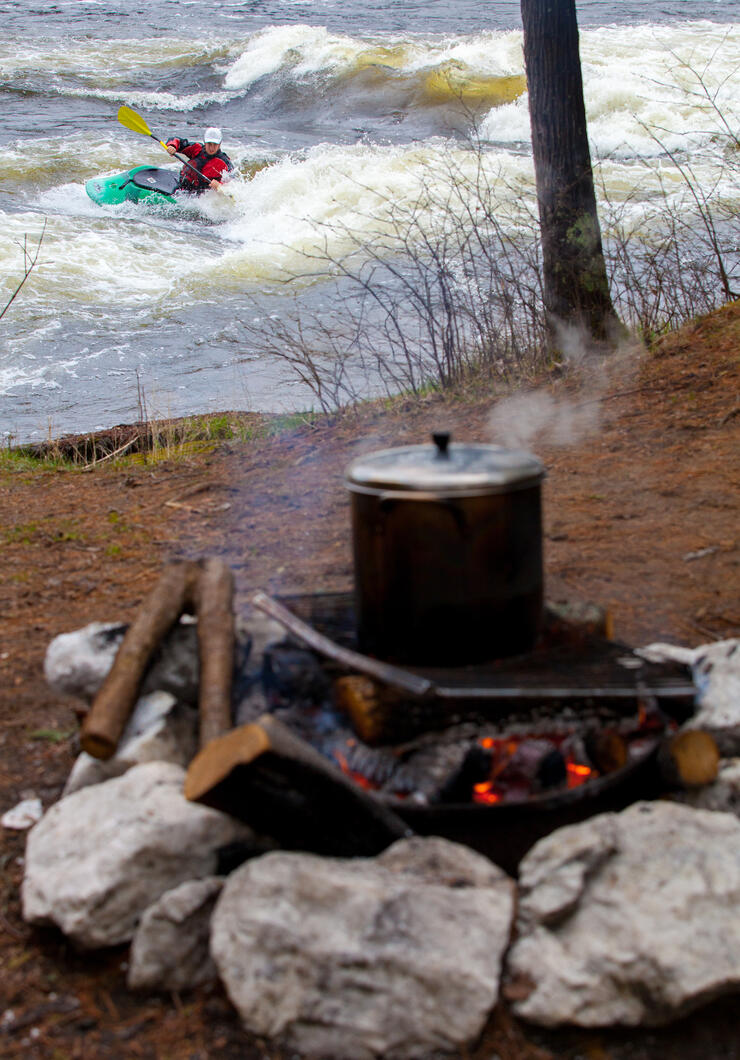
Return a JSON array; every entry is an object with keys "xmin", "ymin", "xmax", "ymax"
[{"xmin": 117, "ymin": 105, "xmax": 152, "ymax": 138}]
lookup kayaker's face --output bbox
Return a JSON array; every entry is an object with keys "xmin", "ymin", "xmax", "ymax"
[{"xmin": 204, "ymin": 141, "xmax": 220, "ymax": 155}]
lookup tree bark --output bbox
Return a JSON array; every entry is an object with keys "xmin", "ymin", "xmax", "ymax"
[
  {"xmin": 520, "ymin": 0, "xmax": 622, "ymax": 347},
  {"xmin": 194, "ymin": 557, "xmax": 235, "ymax": 748},
  {"xmin": 80, "ymin": 561, "xmax": 200, "ymax": 759}
]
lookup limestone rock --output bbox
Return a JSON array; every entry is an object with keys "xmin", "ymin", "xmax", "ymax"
[
  {"xmin": 233, "ymin": 612, "xmax": 286, "ymax": 727},
  {"xmin": 638, "ymin": 639, "xmax": 740, "ymax": 754},
  {"xmin": 22, "ymin": 762, "xmax": 252, "ymax": 949},
  {"xmin": 2, "ymin": 797, "xmax": 43, "ymax": 830},
  {"xmin": 507, "ymin": 801, "xmax": 740, "ymax": 1027},
  {"xmin": 63, "ymin": 691, "xmax": 198, "ymax": 795},
  {"xmin": 211, "ymin": 836, "xmax": 515, "ymax": 1059},
  {"xmin": 128, "ymin": 877, "xmax": 223, "ymax": 991},
  {"xmin": 45, "ymin": 619, "xmax": 201, "ymax": 705}
]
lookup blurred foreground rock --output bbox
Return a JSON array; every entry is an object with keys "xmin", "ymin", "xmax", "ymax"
[
  {"xmin": 63, "ymin": 690, "xmax": 198, "ymax": 795},
  {"xmin": 128, "ymin": 876, "xmax": 224, "ymax": 991},
  {"xmin": 22, "ymin": 761, "xmax": 253, "ymax": 948},
  {"xmin": 638, "ymin": 639, "xmax": 740, "ymax": 753},
  {"xmin": 506, "ymin": 800, "xmax": 740, "ymax": 1027},
  {"xmin": 44, "ymin": 619, "xmax": 201, "ymax": 705},
  {"xmin": 211, "ymin": 836, "xmax": 516, "ymax": 1059}
]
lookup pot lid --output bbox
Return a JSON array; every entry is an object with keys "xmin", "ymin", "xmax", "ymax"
[{"xmin": 345, "ymin": 432, "xmax": 545, "ymax": 494}]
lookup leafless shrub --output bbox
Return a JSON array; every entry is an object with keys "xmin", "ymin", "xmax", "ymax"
[
  {"xmin": 600, "ymin": 167, "xmax": 738, "ymax": 339},
  {"xmin": 239, "ymin": 65, "xmax": 737, "ymax": 408},
  {"xmin": 603, "ymin": 43, "xmax": 740, "ymax": 334},
  {"xmin": 239, "ymin": 151, "xmax": 548, "ymax": 410}
]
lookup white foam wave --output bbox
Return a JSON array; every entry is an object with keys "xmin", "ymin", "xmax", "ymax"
[
  {"xmin": 480, "ymin": 21, "xmax": 740, "ymax": 159},
  {"xmin": 5, "ymin": 127, "xmax": 736, "ymax": 321},
  {"xmin": 223, "ymin": 23, "xmax": 525, "ymax": 90},
  {"xmin": 0, "ymin": 36, "xmax": 235, "ymax": 82},
  {"xmin": 64, "ymin": 85, "xmax": 238, "ymax": 111},
  {"xmin": 0, "ymin": 212, "xmax": 192, "ymax": 309},
  {"xmin": 212, "ymin": 140, "xmax": 537, "ymax": 284}
]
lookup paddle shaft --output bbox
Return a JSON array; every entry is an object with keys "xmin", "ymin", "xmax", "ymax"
[
  {"xmin": 150, "ymin": 133, "xmax": 220, "ymax": 189},
  {"xmin": 117, "ymin": 106, "xmax": 225, "ymax": 191}
]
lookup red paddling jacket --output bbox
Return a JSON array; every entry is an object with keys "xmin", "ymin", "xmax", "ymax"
[{"xmin": 165, "ymin": 138, "xmax": 233, "ymax": 192}]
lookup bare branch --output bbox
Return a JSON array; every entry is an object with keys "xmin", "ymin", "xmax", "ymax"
[{"xmin": 0, "ymin": 221, "xmax": 48, "ymax": 322}]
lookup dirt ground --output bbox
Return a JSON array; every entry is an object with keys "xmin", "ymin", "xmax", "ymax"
[{"xmin": 1, "ymin": 301, "xmax": 738, "ymax": 1059}]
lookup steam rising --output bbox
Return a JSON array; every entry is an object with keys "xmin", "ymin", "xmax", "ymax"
[
  {"xmin": 488, "ymin": 390, "xmax": 601, "ymax": 451},
  {"xmin": 488, "ymin": 326, "xmax": 643, "ymax": 451}
]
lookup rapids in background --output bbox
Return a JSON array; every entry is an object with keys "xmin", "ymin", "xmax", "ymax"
[{"xmin": 1, "ymin": 0, "xmax": 738, "ymax": 441}]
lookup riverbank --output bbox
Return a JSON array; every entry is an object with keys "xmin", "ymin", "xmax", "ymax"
[{"xmin": 1, "ymin": 300, "xmax": 738, "ymax": 1058}]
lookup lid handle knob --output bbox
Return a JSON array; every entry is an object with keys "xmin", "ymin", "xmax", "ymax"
[{"xmin": 432, "ymin": 432, "xmax": 451, "ymax": 457}]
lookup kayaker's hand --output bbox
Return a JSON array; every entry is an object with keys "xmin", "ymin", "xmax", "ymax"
[
  {"xmin": 166, "ymin": 145, "xmax": 177, "ymax": 155},
  {"xmin": 210, "ymin": 179, "xmax": 223, "ymax": 191}
]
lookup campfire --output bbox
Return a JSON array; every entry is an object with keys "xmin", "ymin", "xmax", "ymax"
[
  {"xmin": 73, "ymin": 556, "xmax": 707, "ymax": 872},
  {"xmin": 71, "ymin": 438, "xmax": 714, "ymax": 871},
  {"xmin": 18, "ymin": 439, "xmax": 737, "ymax": 1056}
]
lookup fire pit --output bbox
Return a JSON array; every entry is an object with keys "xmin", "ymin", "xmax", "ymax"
[
  {"xmin": 76, "ymin": 437, "xmax": 703, "ymax": 874},
  {"xmin": 227, "ymin": 588, "xmax": 695, "ymax": 872}
]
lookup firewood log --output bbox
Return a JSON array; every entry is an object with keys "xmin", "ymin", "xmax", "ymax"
[
  {"xmin": 658, "ymin": 729, "xmax": 720, "ymax": 789},
  {"xmin": 80, "ymin": 561, "xmax": 200, "ymax": 759},
  {"xmin": 333, "ymin": 675, "xmax": 409, "ymax": 745},
  {"xmin": 585, "ymin": 727, "xmax": 628, "ymax": 774},
  {"xmin": 184, "ymin": 714, "xmax": 411, "ymax": 857},
  {"xmin": 194, "ymin": 557, "xmax": 235, "ymax": 748}
]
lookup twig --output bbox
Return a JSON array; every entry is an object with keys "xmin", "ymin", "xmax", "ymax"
[
  {"xmin": 80, "ymin": 435, "xmax": 139, "ymax": 471},
  {"xmin": 164, "ymin": 499, "xmax": 231, "ymax": 514},
  {"xmin": 0, "ymin": 221, "xmax": 48, "ymax": 322},
  {"xmin": 719, "ymin": 406, "xmax": 739, "ymax": 427}
]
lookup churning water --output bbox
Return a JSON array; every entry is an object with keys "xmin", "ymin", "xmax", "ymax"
[{"xmin": 1, "ymin": 0, "xmax": 738, "ymax": 441}]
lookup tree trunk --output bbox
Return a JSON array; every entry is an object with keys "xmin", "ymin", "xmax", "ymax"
[{"xmin": 520, "ymin": 0, "xmax": 622, "ymax": 347}]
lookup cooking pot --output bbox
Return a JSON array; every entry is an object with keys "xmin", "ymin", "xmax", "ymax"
[{"xmin": 344, "ymin": 433, "xmax": 545, "ymax": 666}]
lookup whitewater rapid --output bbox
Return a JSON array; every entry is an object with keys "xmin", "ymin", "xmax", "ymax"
[{"xmin": 1, "ymin": 15, "xmax": 738, "ymax": 440}]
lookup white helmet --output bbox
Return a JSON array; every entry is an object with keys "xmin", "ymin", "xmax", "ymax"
[{"xmin": 204, "ymin": 127, "xmax": 222, "ymax": 145}]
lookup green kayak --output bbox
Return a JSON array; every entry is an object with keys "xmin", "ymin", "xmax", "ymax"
[{"xmin": 85, "ymin": 164, "xmax": 182, "ymax": 209}]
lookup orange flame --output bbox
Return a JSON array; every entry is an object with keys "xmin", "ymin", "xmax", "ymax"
[
  {"xmin": 565, "ymin": 761, "xmax": 593, "ymax": 789},
  {"xmin": 473, "ymin": 781, "xmax": 502, "ymax": 805},
  {"xmin": 333, "ymin": 748, "xmax": 379, "ymax": 791}
]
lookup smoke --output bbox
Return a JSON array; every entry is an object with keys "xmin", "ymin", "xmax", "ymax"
[
  {"xmin": 487, "ymin": 389, "xmax": 601, "ymax": 451},
  {"xmin": 487, "ymin": 322, "xmax": 644, "ymax": 452}
]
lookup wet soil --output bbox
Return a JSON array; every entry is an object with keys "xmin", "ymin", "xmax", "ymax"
[{"xmin": 1, "ymin": 301, "xmax": 738, "ymax": 1058}]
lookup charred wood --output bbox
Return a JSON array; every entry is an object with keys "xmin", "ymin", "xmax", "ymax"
[{"xmin": 184, "ymin": 714, "xmax": 411, "ymax": 857}]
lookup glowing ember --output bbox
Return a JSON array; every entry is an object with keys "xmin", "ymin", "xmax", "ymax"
[
  {"xmin": 566, "ymin": 761, "xmax": 594, "ymax": 788},
  {"xmin": 333, "ymin": 748, "xmax": 381, "ymax": 791},
  {"xmin": 469, "ymin": 733, "xmax": 598, "ymax": 803},
  {"xmin": 330, "ymin": 707, "xmax": 663, "ymax": 804},
  {"xmin": 472, "ymin": 781, "xmax": 501, "ymax": 805}
]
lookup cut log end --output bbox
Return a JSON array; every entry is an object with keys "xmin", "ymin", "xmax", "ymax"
[
  {"xmin": 334, "ymin": 674, "xmax": 392, "ymax": 746},
  {"xmin": 184, "ymin": 714, "xmax": 410, "ymax": 857},
  {"xmin": 79, "ymin": 731, "xmax": 117, "ymax": 761},
  {"xmin": 659, "ymin": 729, "xmax": 720, "ymax": 789},
  {"xmin": 184, "ymin": 724, "xmax": 271, "ymax": 803}
]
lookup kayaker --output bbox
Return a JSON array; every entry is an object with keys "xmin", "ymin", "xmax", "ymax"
[{"xmin": 165, "ymin": 127, "xmax": 233, "ymax": 193}]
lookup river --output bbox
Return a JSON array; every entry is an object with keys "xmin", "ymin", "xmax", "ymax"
[{"xmin": 1, "ymin": 0, "xmax": 738, "ymax": 442}]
